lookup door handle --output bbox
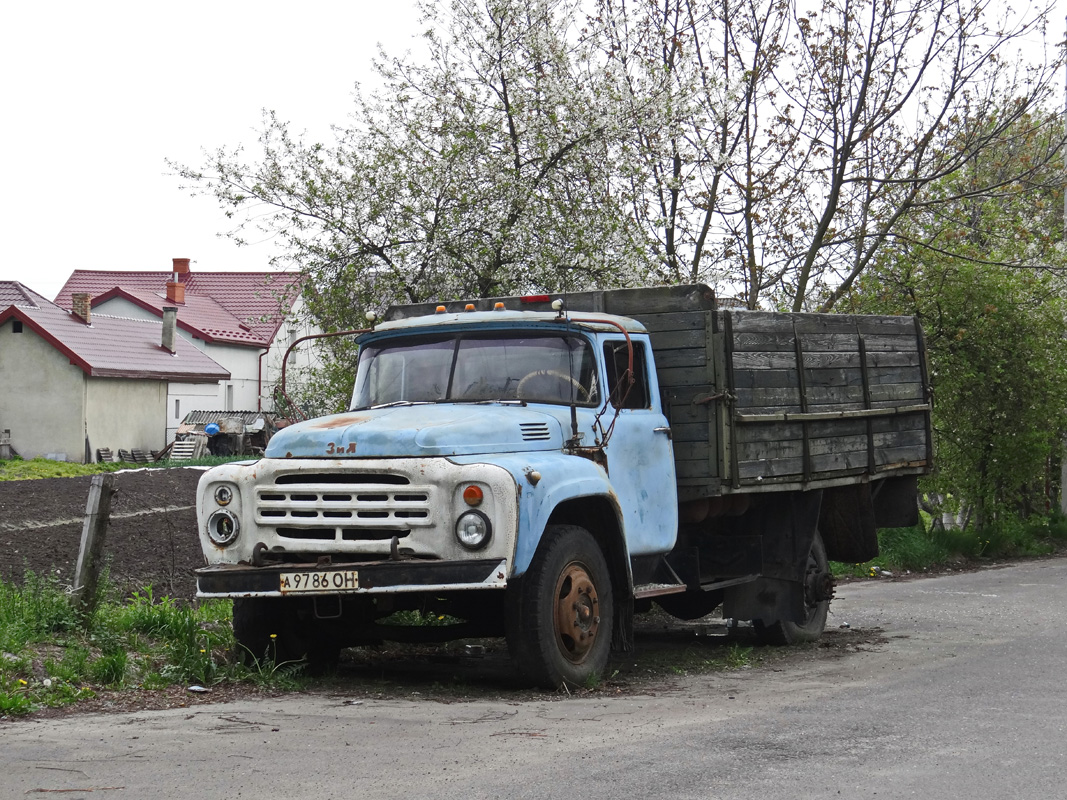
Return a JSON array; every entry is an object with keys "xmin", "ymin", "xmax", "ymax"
[{"xmin": 653, "ymin": 426, "xmax": 672, "ymax": 439}]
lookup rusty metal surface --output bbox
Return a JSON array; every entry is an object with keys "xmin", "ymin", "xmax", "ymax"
[{"xmin": 553, "ymin": 561, "xmax": 602, "ymax": 664}]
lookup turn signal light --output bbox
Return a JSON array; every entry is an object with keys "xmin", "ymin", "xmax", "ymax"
[{"xmin": 462, "ymin": 485, "xmax": 484, "ymax": 506}]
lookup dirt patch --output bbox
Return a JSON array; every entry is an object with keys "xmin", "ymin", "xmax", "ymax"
[{"xmin": 0, "ymin": 468, "xmax": 206, "ymax": 599}]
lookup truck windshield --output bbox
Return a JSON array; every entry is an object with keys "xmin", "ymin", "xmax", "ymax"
[{"xmin": 351, "ymin": 332, "xmax": 600, "ymax": 409}]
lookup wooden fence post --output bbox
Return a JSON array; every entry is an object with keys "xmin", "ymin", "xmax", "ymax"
[{"xmin": 71, "ymin": 473, "xmax": 116, "ymax": 619}]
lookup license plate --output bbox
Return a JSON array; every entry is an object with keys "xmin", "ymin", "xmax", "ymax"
[{"xmin": 279, "ymin": 570, "xmax": 359, "ymax": 594}]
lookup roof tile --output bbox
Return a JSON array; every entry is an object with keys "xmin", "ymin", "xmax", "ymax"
[
  {"xmin": 55, "ymin": 269, "xmax": 303, "ymax": 347},
  {"xmin": 0, "ymin": 281, "xmax": 230, "ymax": 382}
]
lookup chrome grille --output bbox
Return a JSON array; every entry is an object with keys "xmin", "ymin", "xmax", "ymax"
[{"xmin": 256, "ymin": 474, "xmax": 434, "ymax": 541}]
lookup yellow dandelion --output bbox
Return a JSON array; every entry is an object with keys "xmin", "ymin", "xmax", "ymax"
[
  {"xmin": 270, "ymin": 633, "xmax": 278, "ymax": 639},
  {"xmin": 18, "ymin": 679, "xmax": 27, "ymax": 685}
]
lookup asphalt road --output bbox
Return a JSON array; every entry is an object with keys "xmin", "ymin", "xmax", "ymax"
[{"xmin": 3, "ymin": 557, "xmax": 1066, "ymax": 799}]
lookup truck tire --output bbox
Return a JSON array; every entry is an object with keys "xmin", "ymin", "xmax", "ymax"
[
  {"xmin": 506, "ymin": 525, "xmax": 614, "ymax": 690},
  {"xmin": 753, "ymin": 530, "xmax": 832, "ymax": 645}
]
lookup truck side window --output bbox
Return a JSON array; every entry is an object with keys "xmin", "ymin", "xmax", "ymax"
[{"xmin": 604, "ymin": 341, "xmax": 650, "ymax": 409}]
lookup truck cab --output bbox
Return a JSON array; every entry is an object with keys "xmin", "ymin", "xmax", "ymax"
[{"xmin": 197, "ymin": 305, "xmax": 678, "ymax": 686}]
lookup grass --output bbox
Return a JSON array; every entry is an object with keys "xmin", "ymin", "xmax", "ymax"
[
  {"xmin": 0, "ymin": 574, "xmax": 304, "ymax": 718},
  {"xmin": 832, "ymin": 512, "xmax": 1067, "ymax": 578},
  {"xmin": 0, "ymin": 455, "xmax": 256, "ymax": 482}
]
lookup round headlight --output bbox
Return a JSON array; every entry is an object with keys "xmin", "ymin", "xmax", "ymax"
[
  {"xmin": 207, "ymin": 510, "xmax": 239, "ymax": 547},
  {"xmin": 214, "ymin": 485, "xmax": 234, "ymax": 506},
  {"xmin": 455, "ymin": 510, "xmax": 492, "ymax": 550}
]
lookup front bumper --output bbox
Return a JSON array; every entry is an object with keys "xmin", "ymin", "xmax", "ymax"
[{"xmin": 195, "ymin": 558, "xmax": 507, "ymax": 598}]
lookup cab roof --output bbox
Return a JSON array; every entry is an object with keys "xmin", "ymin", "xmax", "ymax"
[{"xmin": 372, "ymin": 309, "xmax": 647, "ymax": 334}]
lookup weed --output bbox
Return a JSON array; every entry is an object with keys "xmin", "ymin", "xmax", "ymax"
[
  {"xmin": 723, "ymin": 643, "xmax": 753, "ymax": 669},
  {"xmin": 581, "ymin": 670, "xmax": 604, "ymax": 690},
  {"xmin": 0, "ymin": 455, "xmax": 258, "ymax": 482},
  {"xmin": 89, "ymin": 650, "xmax": 129, "ymax": 686},
  {"xmin": 378, "ymin": 610, "xmax": 462, "ymax": 627},
  {"xmin": 0, "ymin": 682, "xmax": 33, "ymax": 716},
  {"xmin": 46, "ymin": 645, "xmax": 91, "ymax": 684}
]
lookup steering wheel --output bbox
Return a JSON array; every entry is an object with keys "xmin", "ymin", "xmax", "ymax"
[{"xmin": 516, "ymin": 370, "xmax": 590, "ymax": 402}]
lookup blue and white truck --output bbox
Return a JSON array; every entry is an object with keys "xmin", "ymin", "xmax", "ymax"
[{"xmin": 194, "ymin": 285, "xmax": 931, "ymax": 688}]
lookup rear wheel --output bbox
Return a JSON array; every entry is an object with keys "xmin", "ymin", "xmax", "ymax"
[
  {"xmin": 507, "ymin": 525, "xmax": 614, "ymax": 689},
  {"xmin": 753, "ymin": 530, "xmax": 834, "ymax": 645}
]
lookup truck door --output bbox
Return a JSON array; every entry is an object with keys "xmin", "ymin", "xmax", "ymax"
[{"xmin": 601, "ymin": 339, "xmax": 679, "ymax": 554}]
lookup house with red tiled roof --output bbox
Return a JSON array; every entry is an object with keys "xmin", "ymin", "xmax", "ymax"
[
  {"xmin": 0, "ymin": 281, "xmax": 229, "ymax": 462},
  {"xmin": 55, "ymin": 258, "xmax": 317, "ymax": 440}
]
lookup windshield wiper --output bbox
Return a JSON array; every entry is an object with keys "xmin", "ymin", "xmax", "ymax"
[
  {"xmin": 445, "ymin": 399, "xmax": 526, "ymax": 406},
  {"xmin": 364, "ymin": 400, "xmax": 434, "ymax": 410}
]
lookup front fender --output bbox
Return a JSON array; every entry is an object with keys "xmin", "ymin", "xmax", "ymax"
[{"xmin": 449, "ymin": 453, "xmax": 622, "ymax": 577}]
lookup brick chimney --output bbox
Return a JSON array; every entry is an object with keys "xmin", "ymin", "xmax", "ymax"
[
  {"xmin": 162, "ymin": 306, "xmax": 177, "ymax": 353},
  {"xmin": 71, "ymin": 293, "xmax": 91, "ymax": 324},
  {"xmin": 167, "ymin": 257, "xmax": 190, "ymax": 303}
]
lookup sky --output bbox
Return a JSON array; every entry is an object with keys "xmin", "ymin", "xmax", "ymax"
[
  {"xmin": 0, "ymin": 0, "xmax": 422, "ymax": 301},
  {"xmin": 2, "ymin": 1, "xmax": 1064, "ymax": 303}
]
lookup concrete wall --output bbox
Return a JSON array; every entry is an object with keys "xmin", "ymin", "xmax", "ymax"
[
  {"xmin": 85, "ymin": 378, "xmax": 168, "ymax": 456},
  {"xmin": 0, "ymin": 319, "xmax": 87, "ymax": 460},
  {"xmin": 166, "ymin": 382, "xmax": 219, "ymax": 441},
  {"xmin": 198, "ymin": 343, "xmax": 262, "ymax": 411}
]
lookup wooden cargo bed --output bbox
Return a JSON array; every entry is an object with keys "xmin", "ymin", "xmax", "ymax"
[{"xmin": 640, "ymin": 295, "xmax": 931, "ymax": 499}]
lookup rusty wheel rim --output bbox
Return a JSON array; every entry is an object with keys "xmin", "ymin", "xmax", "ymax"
[{"xmin": 553, "ymin": 561, "xmax": 601, "ymax": 664}]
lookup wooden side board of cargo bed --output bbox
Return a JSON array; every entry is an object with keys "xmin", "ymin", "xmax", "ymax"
[
  {"xmin": 384, "ymin": 284, "xmax": 933, "ymax": 500},
  {"xmin": 634, "ymin": 293, "xmax": 932, "ymax": 500}
]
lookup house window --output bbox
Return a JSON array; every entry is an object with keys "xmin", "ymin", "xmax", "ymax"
[
  {"xmin": 174, "ymin": 399, "xmax": 180, "ymax": 420},
  {"xmin": 12, "ymin": 321, "xmax": 22, "ymax": 333},
  {"xmin": 225, "ymin": 384, "xmax": 234, "ymax": 411}
]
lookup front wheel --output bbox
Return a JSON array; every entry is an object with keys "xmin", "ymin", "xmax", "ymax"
[
  {"xmin": 506, "ymin": 525, "xmax": 614, "ymax": 689},
  {"xmin": 753, "ymin": 530, "xmax": 834, "ymax": 645}
]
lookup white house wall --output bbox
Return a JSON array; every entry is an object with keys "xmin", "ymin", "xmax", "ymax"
[
  {"xmin": 0, "ymin": 319, "xmax": 87, "ymax": 461},
  {"xmin": 85, "ymin": 378, "xmax": 167, "ymax": 456},
  {"xmin": 166, "ymin": 382, "xmax": 219, "ymax": 441},
  {"xmin": 197, "ymin": 343, "xmax": 262, "ymax": 412},
  {"xmin": 263, "ymin": 297, "xmax": 325, "ymax": 412}
]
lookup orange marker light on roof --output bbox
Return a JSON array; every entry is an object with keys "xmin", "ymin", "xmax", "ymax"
[
  {"xmin": 465, "ymin": 304, "xmax": 476, "ymax": 312},
  {"xmin": 462, "ymin": 485, "xmax": 484, "ymax": 506},
  {"xmin": 435, "ymin": 305, "xmax": 447, "ymax": 313},
  {"xmin": 494, "ymin": 302, "xmax": 506, "ymax": 311}
]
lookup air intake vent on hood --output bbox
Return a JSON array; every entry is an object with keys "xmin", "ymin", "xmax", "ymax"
[{"xmin": 520, "ymin": 422, "xmax": 552, "ymax": 441}]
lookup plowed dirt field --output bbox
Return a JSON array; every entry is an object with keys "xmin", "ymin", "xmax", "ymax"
[{"xmin": 0, "ymin": 468, "xmax": 206, "ymax": 599}]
